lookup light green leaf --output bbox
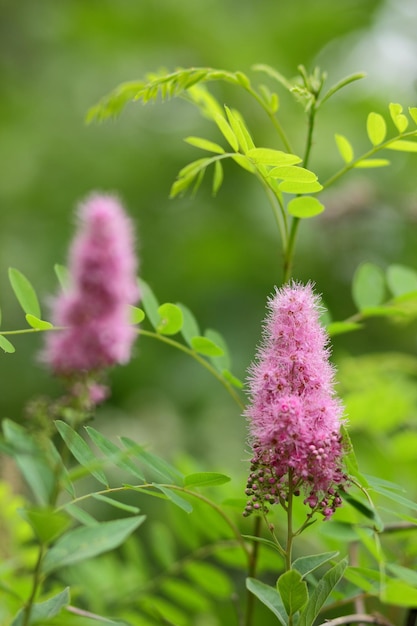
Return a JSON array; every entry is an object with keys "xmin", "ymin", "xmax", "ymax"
[
  {"xmin": 214, "ymin": 113, "xmax": 239, "ymax": 151},
  {"xmin": 246, "ymin": 578, "xmax": 287, "ymax": 626},
  {"xmin": 279, "ymin": 180, "xmax": 323, "ymax": 194},
  {"xmin": 54, "ymin": 264, "xmax": 71, "ymax": 291},
  {"xmin": 298, "ymin": 559, "xmax": 347, "ymax": 626},
  {"xmin": 120, "ymin": 436, "xmax": 183, "ymax": 484},
  {"xmin": 153, "ymin": 484, "xmax": 193, "ymax": 513},
  {"xmin": 293, "ymin": 552, "xmax": 339, "ymax": 578},
  {"xmin": 162, "ymin": 578, "xmax": 210, "ymax": 613},
  {"xmin": 409, "ymin": 107, "xmax": 417, "ymax": 125},
  {"xmin": 386, "ymin": 139, "xmax": 417, "ymax": 152},
  {"xmin": 156, "ymin": 302, "xmax": 184, "ymax": 335},
  {"xmin": 222, "ymin": 368, "xmax": 244, "ymax": 388},
  {"xmin": 277, "ymin": 569, "xmax": 308, "ymax": 615},
  {"xmin": 205, "ymin": 328, "xmax": 231, "ymax": 371},
  {"xmin": 319, "ymin": 72, "xmax": 366, "ymax": 105},
  {"xmin": 231, "ymin": 153, "xmax": 257, "ymax": 172},
  {"xmin": 387, "ymin": 563, "xmax": 417, "ymax": 587},
  {"xmin": 42, "ymin": 515, "xmax": 146, "ymax": 574},
  {"xmin": 138, "ymin": 279, "xmax": 160, "ymax": 328},
  {"xmin": 335, "ymin": 134, "xmax": 354, "ymax": 163},
  {"xmin": 287, "ymin": 196, "xmax": 324, "ymax": 218},
  {"xmin": 384, "ymin": 580, "xmax": 417, "ymax": 607},
  {"xmin": 25, "ymin": 314, "xmax": 53, "ymax": 330},
  {"xmin": 268, "ymin": 165, "xmax": 318, "ymax": 182},
  {"xmin": 191, "ymin": 335, "xmax": 224, "ymax": 356},
  {"xmin": 8, "ymin": 267, "xmax": 41, "ymax": 318},
  {"xmin": 389, "ymin": 102, "xmax": 408, "ymax": 133},
  {"xmin": 212, "ymin": 159, "xmax": 223, "ymax": 195},
  {"xmin": 352, "ymin": 262, "xmax": 386, "ymax": 311},
  {"xmin": 177, "ymin": 303, "xmax": 200, "ymax": 346},
  {"xmin": 354, "ymin": 158, "xmax": 390, "ymax": 168},
  {"xmin": 386, "ymin": 264, "xmax": 417, "ymax": 297},
  {"xmin": 247, "ymin": 147, "xmax": 301, "ymax": 166},
  {"xmin": 85, "ymin": 426, "xmax": 145, "ymax": 481},
  {"xmin": 184, "ymin": 472, "xmax": 231, "ymax": 488},
  {"xmin": 327, "ymin": 321, "xmax": 363, "ymax": 336},
  {"xmin": 186, "ymin": 561, "xmax": 233, "ymax": 599},
  {"xmin": 0, "ymin": 335, "xmax": 16, "ymax": 353},
  {"xmin": 366, "ymin": 112, "xmax": 387, "ymax": 146},
  {"xmin": 184, "ymin": 136, "xmax": 225, "ymax": 154},
  {"xmin": 91, "ymin": 493, "xmax": 140, "ymax": 514},
  {"xmin": 225, "ymin": 106, "xmax": 249, "ymax": 153},
  {"xmin": 55, "ymin": 420, "xmax": 108, "ymax": 487},
  {"xmin": 21, "ymin": 507, "xmax": 71, "ymax": 544},
  {"xmin": 129, "ymin": 305, "xmax": 145, "ymax": 324}
]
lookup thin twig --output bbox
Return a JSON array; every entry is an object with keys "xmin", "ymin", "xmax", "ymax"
[{"xmin": 318, "ymin": 614, "xmax": 396, "ymax": 626}]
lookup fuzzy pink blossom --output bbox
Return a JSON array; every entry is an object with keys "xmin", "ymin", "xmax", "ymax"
[
  {"xmin": 244, "ymin": 282, "xmax": 347, "ymax": 520},
  {"xmin": 43, "ymin": 193, "xmax": 139, "ymax": 383}
]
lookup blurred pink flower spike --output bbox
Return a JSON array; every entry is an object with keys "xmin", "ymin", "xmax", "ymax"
[
  {"xmin": 43, "ymin": 193, "xmax": 139, "ymax": 404},
  {"xmin": 244, "ymin": 282, "xmax": 348, "ymax": 520}
]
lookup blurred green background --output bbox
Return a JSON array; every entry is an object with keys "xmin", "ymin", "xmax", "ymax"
[{"xmin": 2, "ymin": 0, "xmax": 417, "ymax": 474}]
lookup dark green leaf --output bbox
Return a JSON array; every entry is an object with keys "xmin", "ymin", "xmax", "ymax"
[
  {"xmin": 287, "ymin": 196, "xmax": 324, "ymax": 218},
  {"xmin": 352, "ymin": 262, "xmax": 386, "ymax": 311},
  {"xmin": 293, "ymin": 552, "xmax": 339, "ymax": 578},
  {"xmin": 246, "ymin": 578, "xmax": 287, "ymax": 626},
  {"xmin": 120, "ymin": 436, "xmax": 183, "ymax": 484},
  {"xmin": 55, "ymin": 421, "xmax": 108, "ymax": 487},
  {"xmin": 64, "ymin": 503, "xmax": 98, "ymax": 527},
  {"xmin": 153, "ymin": 484, "xmax": 193, "ymax": 513},
  {"xmin": 21, "ymin": 507, "xmax": 71, "ymax": 544},
  {"xmin": 185, "ymin": 561, "xmax": 233, "ymax": 599},
  {"xmin": 42, "ymin": 515, "xmax": 146, "ymax": 574},
  {"xmin": 191, "ymin": 335, "xmax": 224, "ymax": 357},
  {"xmin": 86, "ymin": 426, "xmax": 145, "ymax": 481},
  {"xmin": 298, "ymin": 558, "xmax": 347, "ymax": 626},
  {"xmin": 11, "ymin": 587, "xmax": 70, "ymax": 625},
  {"xmin": 0, "ymin": 335, "xmax": 16, "ymax": 353},
  {"xmin": 242, "ymin": 534, "xmax": 284, "ymax": 554},
  {"xmin": 184, "ymin": 472, "xmax": 231, "ymax": 488},
  {"xmin": 8, "ymin": 268, "xmax": 41, "ymax": 318},
  {"xmin": 138, "ymin": 279, "xmax": 160, "ymax": 328},
  {"xmin": 156, "ymin": 302, "xmax": 184, "ymax": 335},
  {"xmin": 162, "ymin": 578, "xmax": 211, "ymax": 613},
  {"xmin": 277, "ymin": 569, "xmax": 308, "ymax": 615},
  {"xmin": 25, "ymin": 314, "xmax": 53, "ymax": 330}
]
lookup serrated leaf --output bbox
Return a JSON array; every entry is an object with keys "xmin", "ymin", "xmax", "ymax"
[
  {"xmin": 352, "ymin": 262, "xmax": 386, "ymax": 311},
  {"xmin": 85, "ymin": 426, "xmax": 145, "ymax": 481},
  {"xmin": 277, "ymin": 569, "xmax": 308, "ymax": 615},
  {"xmin": 92, "ymin": 493, "xmax": 140, "ymax": 513},
  {"xmin": 25, "ymin": 314, "xmax": 53, "ymax": 330},
  {"xmin": 120, "ymin": 436, "xmax": 183, "ymax": 484},
  {"xmin": 279, "ymin": 180, "xmax": 323, "ymax": 194},
  {"xmin": 153, "ymin": 484, "xmax": 193, "ymax": 513},
  {"xmin": 386, "ymin": 264, "xmax": 417, "ymax": 297},
  {"xmin": 298, "ymin": 559, "xmax": 347, "ymax": 626},
  {"xmin": 293, "ymin": 551, "xmax": 339, "ymax": 578},
  {"xmin": 287, "ymin": 196, "xmax": 324, "ymax": 218},
  {"xmin": 354, "ymin": 158, "xmax": 390, "ymax": 168},
  {"xmin": 247, "ymin": 148, "xmax": 301, "ymax": 166},
  {"xmin": 386, "ymin": 140, "xmax": 417, "ymax": 152},
  {"xmin": 327, "ymin": 321, "xmax": 362, "ymax": 336},
  {"xmin": 0, "ymin": 335, "xmax": 16, "ymax": 353},
  {"xmin": 156, "ymin": 302, "xmax": 184, "ymax": 335},
  {"xmin": 177, "ymin": 303, "xmax": 200, "ymax": 346},
  {"xmin": 214, "ymin": 113, "xmax": 239, "ymax": 151},
  {"xmin": 8, "ymin": 267, "xmax": 41, "ymax": 318},
  {"xmin": 54, "ymin": 264, "xmax": 71, "ymax": 291},
  {"xmin": 246, "ymin": 578, "xmax": 287, "ymax": 626},
  {"xmin": 268, "ymin": 165, "xmax": 317, "ymax": 182},
  {"xmin": 55, "ymin": 420, "xmax": 108, "ymax": 487},
  {"xmin": 212, "ymin": 159, "xmax": 223, "ymax": 195},
  {"xmin": 184, "ymin": 472, "xmax": 231, "ymax": 487},
  {"xmin": 138, "ymin": 279, "xmax": 160, "ymax": 328},
  {"xmin": 335, "ymin": 134, "xmax": 354, "ymax": 163},
  {"xmin": 184, "ymin": 136, "xmax": 225, "ymax": 154},
  {"xmin": 389, "ymin": 102, "xmax": 408, "ymax": 133},
  {"xmin": 191, "ymin": 335, "xmax": 224, "ymax": 356},
  {"xmin": 42, "ymin": 515, "xmax": 146, "ymax": 574},
  {"xmin": 366, "ymin": 112, "xmax": 387, "ymax": 146}
]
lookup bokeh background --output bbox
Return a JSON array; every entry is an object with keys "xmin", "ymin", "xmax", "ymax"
[{"xmin": 2, "ymin": 0, "xmax": 417, "ymax": 623}]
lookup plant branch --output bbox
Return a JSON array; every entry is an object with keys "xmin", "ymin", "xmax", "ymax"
[{"xmin": 317, "ymin": 614, "xmax": 395, "ymax": 626}]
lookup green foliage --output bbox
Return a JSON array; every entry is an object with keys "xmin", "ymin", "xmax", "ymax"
[
  {"xmin": 8, "ymin": 267, "xmax": 41, "ymax": 319},
  {"xmin": 277, "ymin": 569, "xmax": 308, "ymax": 615}
]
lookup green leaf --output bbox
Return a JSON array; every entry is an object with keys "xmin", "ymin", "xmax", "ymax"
[
  {"xmin": 42, "ymin": 515, "xmax": 146, "ymax": 574},
  {"xmin": 191, "ymin": 335, "xmax": 224, "ymax": 356},
  {"xmin": 287, "ymin": 196, "xmax": 324, "ymax": 218},
  {"xmin": 138, "ymin": 279, "xmax": 160, "ymax": 328},
  {"xmin": 389, "ymin": 102, "xmax": 408, "ymax": 133},
  {"xmin": 153, "ymin": 484, "xmax": 193, "ymax": 513},
  {"xmin": 64, "ymin": 503, "xmax": 98, "ymax": 527},
  {"xmin": 54, "ymin": 264, "xmax": 71, "ymax": 291},
  {"xmin": 184, "ymin": 136, "xmax": 225, "ymax": 154},
  {"xmin": 384, "ymin": 580, "xmax": 417, "ymax": 607},
  {"xmin": 156, "ymin": 302, "xmax": 184, "ymax": 335},
  {"xmin": 231, "ymin": 153, "xmax": 257, "ymax": 172},
  {"xmin": 214, "ymin": 113, "xmax": 239, "ymax": 151},
  {"xmin": 129, "ymin": 305, "xmax": 145, "ymax": 324},
  {"xmin": 92, "ymin": 493, "xmax": 140, "ymax": 513},
  {"xmin": 55, "ymin": 420, "xmax": 108, "ymax": 487},
  {"xmin": 247, "ymin": 148, "xmax": 301, "ymax": 166},
  {"xmin": 269, "ymin": 165, "xmax": 318, "ymax": 182},
  {"xmin": 326, "ymin": 321, "xmax": 363, "ymax": 336},
  {"xmin": 352, "ymin": 262, "xmax": 386, "ymax": 311},
  {"xmin": 8, "ymin": 267, "xmax": 41, "ymax": 318},
  {"xmin": 293, "ymin": 551, "xmax": 339, "ymax": 578},
  {"xmin": 386, "ymin": 264, "xmax": 417, "ymax": 297},
  {"xmin": 277, "ymin": 569, "xmax": 308, "ymax": 616},
  {"xmin": 185, "ymin": 561, "xmax": 233, "ymax": 599},
  {"xmin": 366, "ymin": 112, "xmax": 387, "ymax": 146},
  {"xmin": 246, "ymin": 578, "xmax": 287, "ymax": 626},
  {"xmin": 85, "ymin": 426, "xmax": 145, "ymax": 481},
  {"xmin": 319, "ymin": 72, "xmax": 366, "ymax": 105},
  {"xmin": 386, "ymin": 139, "xmax": 417, "ymax": 152},
  {"xmin": 184, "ymin": 472, "xmax": 231, "ymax": 487},
  {"xmin": 12, "ymin": 587, "xmax": 71, "ymax": 625},
  {"xmin": 222, "ymin": 369, "xmax": 244, "ymax": 388},
  {"xmin": 120, "ymin": 436, "xmax": 183, "ymax": 484},
  {"xmin": 387, "ymin": 563, "xmax": 417, "ymax": 587},
  {"xmin": 354, "ymin": 158, "xmax": 390, "ymax": 168},
  {"xmin": 162, "ymin": 578, "xmax": 210, "ymax": 613},
  {"xmin": 212, "ymin": 159, "xmax": 223, "ymax": 195},
  {"xmin": 409, "ymin": 106, "xmax": 417, "ymax": 125},
  {"xmin": 225, "ymin": 106, "xmax": 249, "ymax": 153},
  {"xmin": 0, "ymin": 334, "xmax": 16, "ymax": 353},
  {"xmin": 335, "ymin": 134, "xmax": 354, "ymax": 163},
  {"xmin": 204, "ymin": 328, "xmax": 231, "ymax": 371},
  {"xmin": 25, "ymin": 314, "xmax": 53, "ymax": 330},
  {"xmin": 178, "ymin": 302, "xmax": 200, "ymax": 346},
  {"xmin": 298, "ymin": 558, "xmax": 347, "ymax": 626},
  {"xmin": 279, "ymin": 180, "xmax": 323, "ymax": 194},
  {"xmin": 21, "ymin": 507, "xmax": 71, "ymax": 544}
]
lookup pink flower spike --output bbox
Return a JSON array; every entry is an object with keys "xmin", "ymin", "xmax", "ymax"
[
  {"xmin": 43, "ymin": 193, "xmax": 139, "ymax": 380},
  {"xmin": 243, "ymin": 282, "xmax": 348, "ymax": 520}
]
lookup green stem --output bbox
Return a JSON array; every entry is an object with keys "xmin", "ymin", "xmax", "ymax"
[
  {"xmin": 23, "ymin": 544, "xmax": 45, "ymax": 626},
  {"xmin": 285, "ymin": 469, "xmax": 294, "ymax": 572},
  {"xmin": 244, "ymin": 515, "xmax": 262, "ymax": 626},
  {"xmin": 244, "ymin": 86, "xmax": 293, "ymax": 153}
]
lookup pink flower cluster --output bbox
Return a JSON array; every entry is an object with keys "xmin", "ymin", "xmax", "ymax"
[
  {"xmin": 244, "ymin": 282, "xmax": 347, "ymax": 520},
  {"xmin": 44, "ymin": 193, "xmax": 139, "ymax": 395}
]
